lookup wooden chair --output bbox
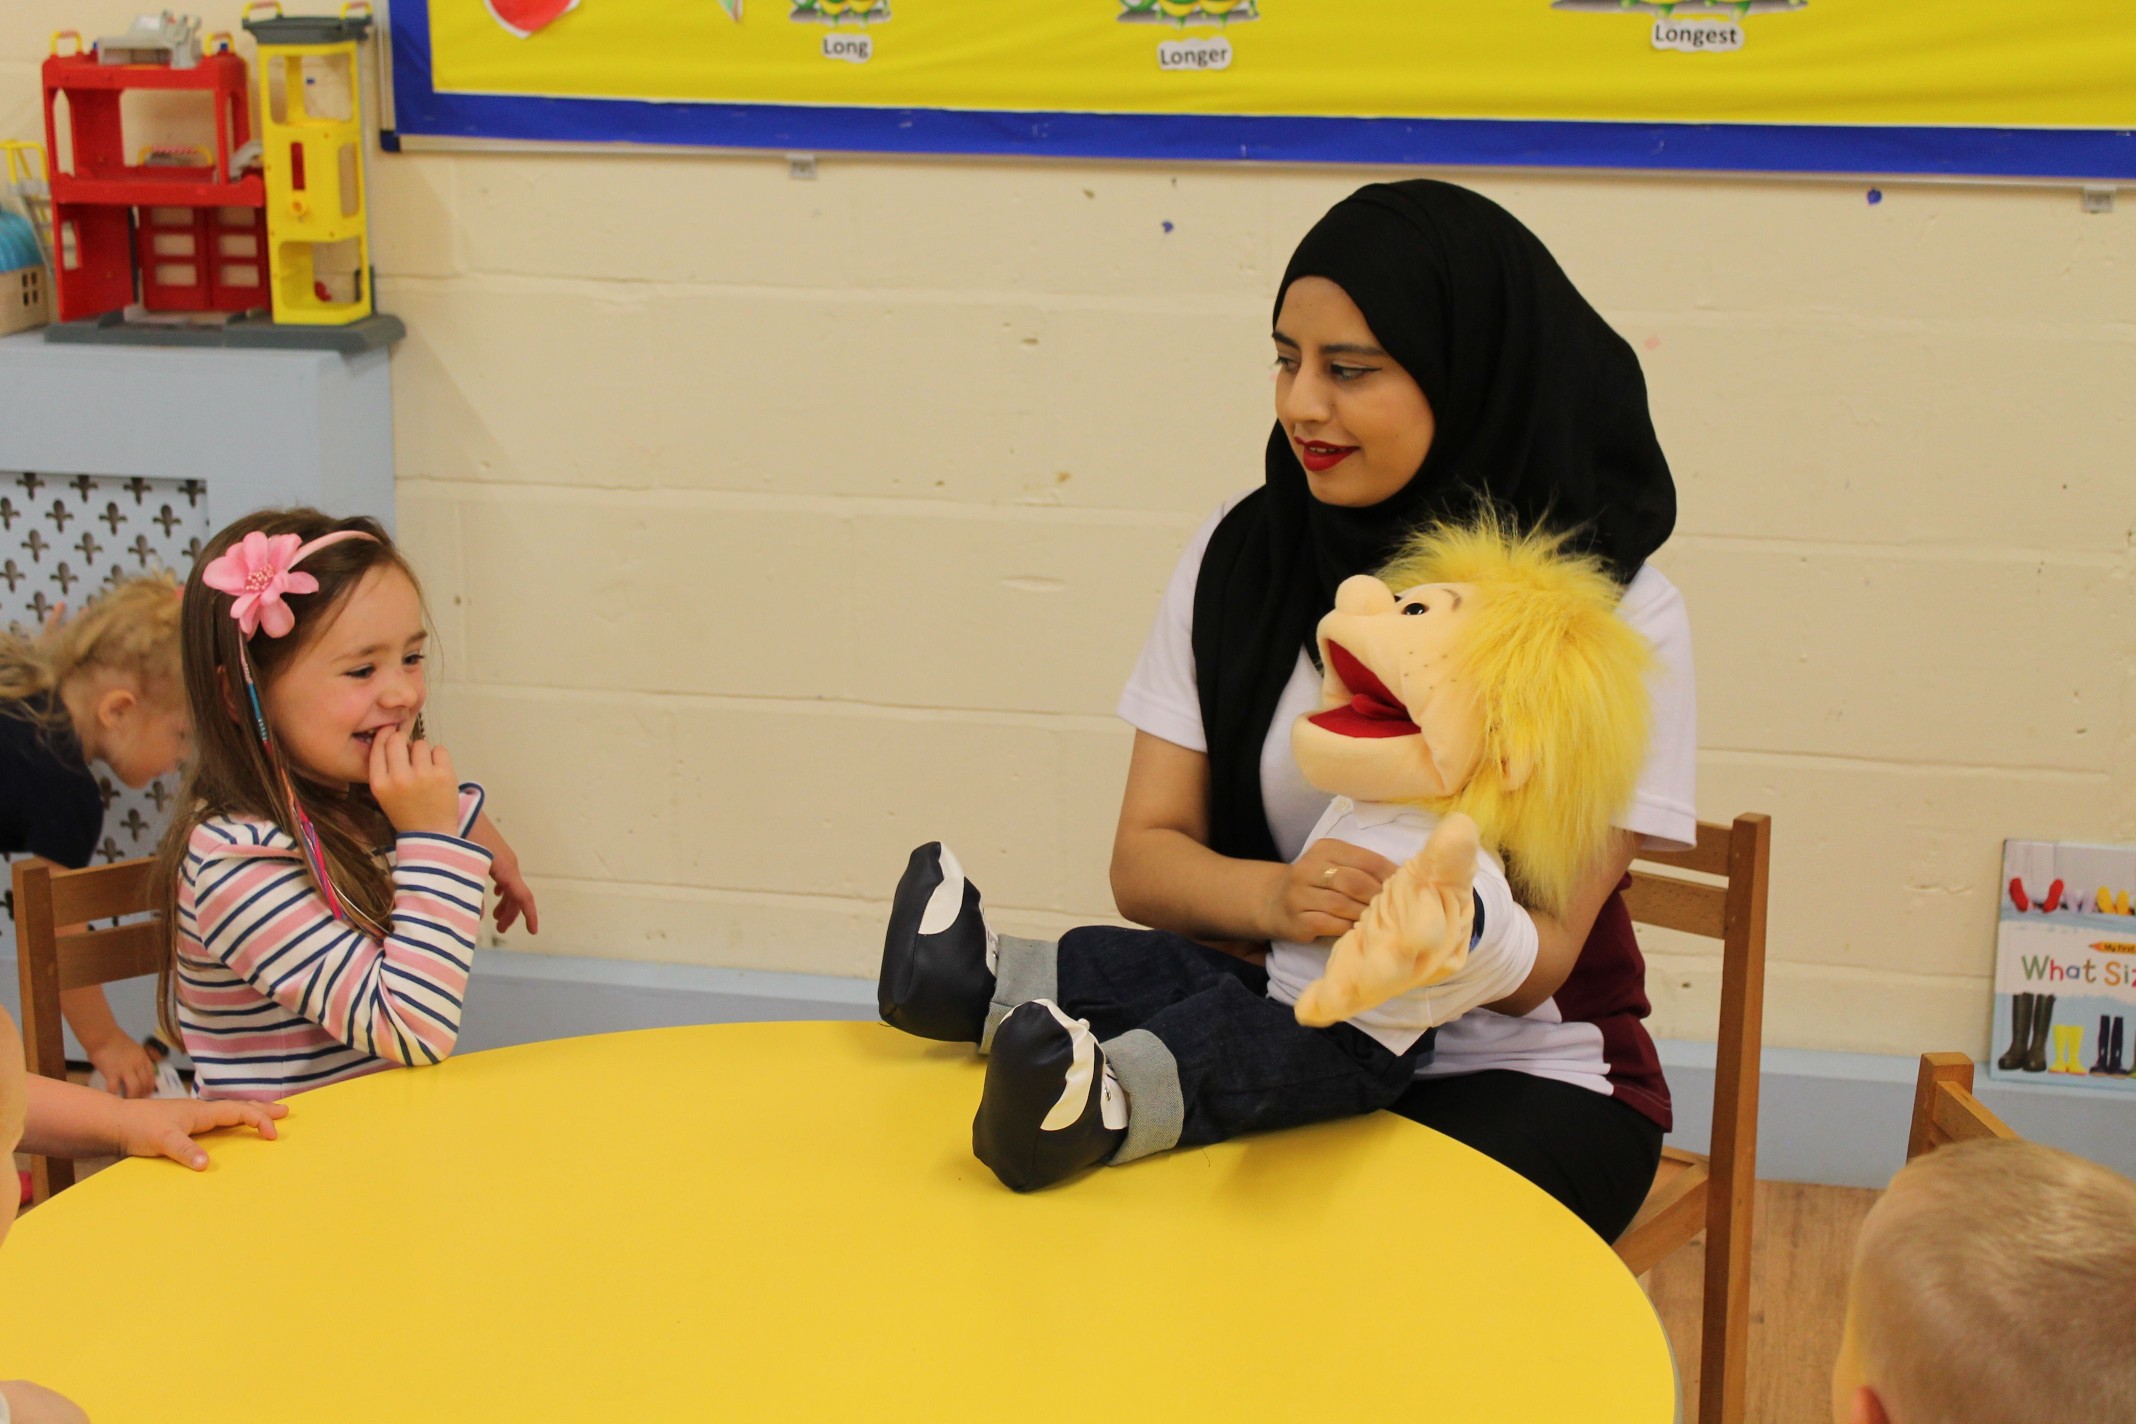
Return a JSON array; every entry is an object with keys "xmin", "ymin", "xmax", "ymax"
[
  {"xmin": 1906, "ymin": 1052, "xmax": 2017, "ymax": 1161},
  {"xmin": 1612, "ymin": 812, "xmax": 1771, "ymax": 1424},
  {"xmin": 10, "ymin": 855, "xmax": 166, "ymax": 1203}
]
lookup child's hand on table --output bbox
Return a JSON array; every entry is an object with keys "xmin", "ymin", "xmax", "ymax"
[
  {"xmin": 470, "ymin": 811, "xmax": 539, "ymax": 935},
  {"xmin": 115, "ymin": 1097, "xmax": 287, "ymax": 1170},
  {"xmin": 0, "ymin": 1379, "xmax": 90, "ymax": 1424}
]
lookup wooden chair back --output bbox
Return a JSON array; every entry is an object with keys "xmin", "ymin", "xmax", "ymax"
[
  {"xmin": 1906, "ymin": 1052, "xmax": 2016, "ymax": 1161},
  {"xmin": 1612, "ymin": 812, "xmax": 1771, "ymax": 1424},
  {"xmin": 10, "ymin": 856, "xmax": 166, "ymax": 1201}
]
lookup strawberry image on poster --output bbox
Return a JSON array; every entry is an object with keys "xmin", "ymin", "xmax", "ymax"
[{"xmin": 485, "ymin": 0, "xmax": 580, "ymax": 37}]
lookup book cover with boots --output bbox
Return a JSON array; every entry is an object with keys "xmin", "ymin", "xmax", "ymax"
[{"xmin": 1990, "ymin": 839, "xmax": 2136, "ymax": 1094}]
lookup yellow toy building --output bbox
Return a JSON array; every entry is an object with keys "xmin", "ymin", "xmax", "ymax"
[{"xmin": 240, "ymin": 2, "xmax": 375, "ymax": 326}]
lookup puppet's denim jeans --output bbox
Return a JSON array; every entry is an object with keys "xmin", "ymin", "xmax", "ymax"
[{"xmin": 991, "ymin": 925, "xmax": 1428, "ymax": 1165}]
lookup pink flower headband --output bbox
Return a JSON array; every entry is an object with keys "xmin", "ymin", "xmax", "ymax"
[{"xmin": 201, "ymin": 529, "xmax": 376, "ymax": 638}]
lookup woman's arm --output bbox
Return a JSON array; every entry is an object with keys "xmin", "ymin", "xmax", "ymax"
[
  {"xmin": 1109, "ymin": 731, "xmax": 1396, "ymax": 950},
  {"xmin": 1484, "ymin": 828, "xmax": 1640, "ymax": 1017}
]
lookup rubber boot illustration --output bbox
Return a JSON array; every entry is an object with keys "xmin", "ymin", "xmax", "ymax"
[
  {"xmin": 2091, "ymin": 1014, "xmax": 2115, "ymax": 1075},
  {"xmin": 2053, "ymin": 1022, "xmax": 2085, "ymax": 1074},
  {"xmin": 1997, "ymin": 993, "xmax": 2034, "ymax": 1072},
  {"xmin": 2022, "ymin": 994, "xmax": 2054, "ymax": 1073}
]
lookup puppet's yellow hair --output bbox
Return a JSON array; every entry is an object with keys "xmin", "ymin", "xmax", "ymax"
[{"xmin": 1376, "ymin": 516, "xmax": 1652, "ymax": 918}]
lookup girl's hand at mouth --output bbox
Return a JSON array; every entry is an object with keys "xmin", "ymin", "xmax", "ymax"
[{"xmin": 368, "ymin": 724, "xmax": 462, "ymax": 836}]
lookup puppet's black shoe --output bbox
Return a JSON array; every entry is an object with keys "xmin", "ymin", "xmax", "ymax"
[
  {"xmin": 972, "ymin": 1000, "xmax": 1127, "ymax": 1192},
  {"xmin": 879, "ymin": 841, "xmax": 997, "ymax": 1044}
]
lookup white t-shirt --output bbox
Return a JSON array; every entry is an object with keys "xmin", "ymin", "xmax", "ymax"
[{"xmin": 1116, "ymin": 499, "xmax": 1699, "ymax": 858}]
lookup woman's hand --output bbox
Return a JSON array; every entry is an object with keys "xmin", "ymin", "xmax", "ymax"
[
  {"xmin": 368, "ymin": 726, "xmax": 461, "ymax": 836},
  {"xmin": 113, "ymin": 1097, "xmax": 287, "ymax": 1170},
  {"xmin": 469, "ymin": 812, "xmax": 539, "ymax": 935},
  {"xmin": 1260, "ymin": 837, "xmax": 1400, "ymax": 944}
]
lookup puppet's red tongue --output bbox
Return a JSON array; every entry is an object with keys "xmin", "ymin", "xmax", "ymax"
[{"xmin": 1307, "ymin": 642, "xmax": 1420, "ymax": 739}]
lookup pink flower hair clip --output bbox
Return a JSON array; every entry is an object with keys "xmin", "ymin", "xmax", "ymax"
[{"xmin": 201, "ymin": 528, "xmax": 374, "ymax": 638}]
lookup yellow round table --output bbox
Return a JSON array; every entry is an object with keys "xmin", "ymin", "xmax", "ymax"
[{"xmin": 0, "ymin": 1022, "xmax": 1677, "ymax": 1422}]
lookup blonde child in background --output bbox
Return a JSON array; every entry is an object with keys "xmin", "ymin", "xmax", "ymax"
[
  {"xmin": 0, "ymin": 1003, "xmax": 284, "ymax": 1422},
  {"xmin": 155, "ymin": 509, "xmax": 536, "ymax": 1101},
  {"xmin": 1832, "ymin": 1138, "xmax": 2136, "ymax": 1424},
  {"xmin": 1, "ymin": 576, "xmax": 191, "ymax": 1099}
]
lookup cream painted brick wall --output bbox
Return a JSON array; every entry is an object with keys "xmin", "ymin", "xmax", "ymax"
[{"xmin": 8, "ymin": 5, "xmax": 2132, "ymax": 1062}]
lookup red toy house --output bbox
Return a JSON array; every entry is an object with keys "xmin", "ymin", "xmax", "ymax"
[{"xmin": 41, "ymin": 31, "xmax": 269, "ymax": 324}]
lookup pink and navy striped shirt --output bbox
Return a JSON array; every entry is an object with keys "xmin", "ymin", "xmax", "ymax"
[{"xmin": 175, "ymin": 786, "xmax": 490, "ymax": 1101}]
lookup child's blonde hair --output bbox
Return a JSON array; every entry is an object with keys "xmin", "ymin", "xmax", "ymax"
[
  {"xmin": 0, "ymin": 574, "xmax": 184, "ymax": 736},
  {"xmin": 1373, "ymin": 515, "xmax": 1652, "ymax": 917},
  {"xmin": 1852, "ymin": 1139, "xmax": 2136, "ymax": 1424}
]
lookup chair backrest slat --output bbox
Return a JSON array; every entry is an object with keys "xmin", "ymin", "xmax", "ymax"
[
  {"xmin": 47, "ymin": 857, "xmax": 156, "ymax": 926},
  {"xmin": 1622, "ymin": 872, "xmax": 1727, "ymax": 939},
  {"xmin": 55, "ymin": 921, "xmax": 166, "ymax": 992},
  {"xmin": 1634, "ymin": 820, "xmax": 1733, "ymax": 878}
]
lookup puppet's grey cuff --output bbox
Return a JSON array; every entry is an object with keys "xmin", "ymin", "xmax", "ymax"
[
  {"xmin": 980, "ymin": 935, "xmax": 1057, "ymax": 1053},
  {"xmin": 1102, "ymin": 1029, "xmax": 1183, "ymax": 1165}
]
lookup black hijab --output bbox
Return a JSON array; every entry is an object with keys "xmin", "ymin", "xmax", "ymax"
[{"xmin": 1190, "ymin": 179, "xmax": 1676, "ymax": 864}]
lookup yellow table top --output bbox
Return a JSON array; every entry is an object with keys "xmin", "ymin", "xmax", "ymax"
[{"xmin": 0, "ymin": 1021, "xmax": 1676, "ymax": 1423}]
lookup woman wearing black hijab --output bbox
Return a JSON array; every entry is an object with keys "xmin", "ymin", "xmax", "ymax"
[{"xmin": 1109, "ymin": 180, "xmax": 1694, "ymax": 1239}]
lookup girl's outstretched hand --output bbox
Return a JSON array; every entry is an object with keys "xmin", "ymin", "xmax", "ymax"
[
  {"xmin": 470, "ymin": 811, "xmax": 540, "ymax": 935},
  {"xmin": 113, "ymin": 1097, "xmax": 287, "ymax": 1170},
  {"xmin": 368, "ymin": 725, "xmax": 461, "ymax": 836}
]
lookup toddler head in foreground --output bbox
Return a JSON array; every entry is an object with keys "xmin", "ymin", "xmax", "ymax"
[{"xmin": 1833, "ymin": 1137, "xmax": 2136, "ymax": 1424}]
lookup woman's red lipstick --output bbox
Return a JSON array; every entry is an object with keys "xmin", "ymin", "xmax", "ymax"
[{"xmin": 1295, "ymin": 439, "xmax": 1358, "ymax": 473}]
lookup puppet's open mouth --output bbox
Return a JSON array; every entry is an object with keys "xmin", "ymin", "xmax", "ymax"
[{"xmin": 1307, "ymin": 641, "xmax": 1421, "ymax": 739}]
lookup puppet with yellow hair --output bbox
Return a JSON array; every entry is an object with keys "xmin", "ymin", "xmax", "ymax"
[{"xmin": 876, "ymin": 516, "xmax": 1653, "ymax": 1192}]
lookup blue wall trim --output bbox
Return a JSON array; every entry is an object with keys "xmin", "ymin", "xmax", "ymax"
[
  {"xmin": 24, "ymin": 950, "xmax": 2126, "ymax": 1190},
  {"xmin": 386, "ymin": 0, "xmax": 2135, "ymax": 179}
]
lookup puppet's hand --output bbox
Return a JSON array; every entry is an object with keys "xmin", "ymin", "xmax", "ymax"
[{"xmin": 1293, "ymin": 814, "xmax": 1479, "ymax": 1027}]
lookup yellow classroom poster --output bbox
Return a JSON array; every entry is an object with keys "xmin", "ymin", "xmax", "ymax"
[{"xmin": 385, "ymin": 0, "xmax": 2136, "ymax": 177}]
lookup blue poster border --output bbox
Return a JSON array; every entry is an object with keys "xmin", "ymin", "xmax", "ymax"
[{"xmin": 383, "ymin": 0, "xmax": 2136, "ymax": 179}]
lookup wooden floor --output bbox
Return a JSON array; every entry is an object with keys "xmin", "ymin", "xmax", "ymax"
[{"xmin": 1648, "ymin": 1179, "xmax": 1880, "ymax": 1424}]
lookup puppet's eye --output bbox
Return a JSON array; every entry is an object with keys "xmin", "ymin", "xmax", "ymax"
[{"xmin": 1401, "ymin": 602, "xmax": 1428, "ymax": 615}]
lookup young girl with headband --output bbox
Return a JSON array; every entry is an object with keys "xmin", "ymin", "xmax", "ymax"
[{"xmin": 153, "ymin": 509, "xmax": 537, "ymax": 1100}]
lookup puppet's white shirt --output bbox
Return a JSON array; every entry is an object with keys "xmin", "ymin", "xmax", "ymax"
[{"xmin": 1264, "ymin": 795, "xmax": 1538, "ymax": 1056}]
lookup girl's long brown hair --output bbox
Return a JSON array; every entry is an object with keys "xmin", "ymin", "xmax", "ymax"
[{"xmin": 153, "ymin": 508, "xmax": 427, "ymax": 1041}]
